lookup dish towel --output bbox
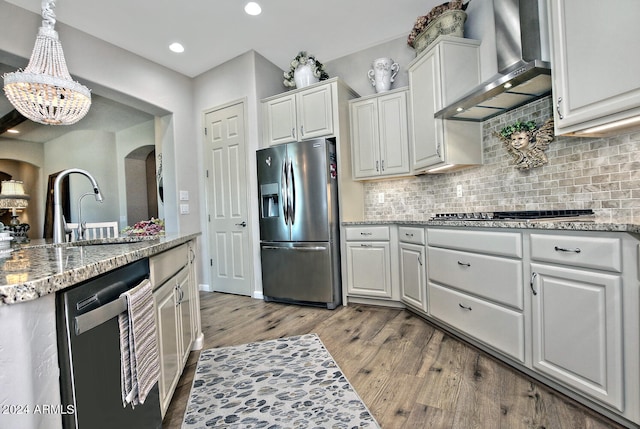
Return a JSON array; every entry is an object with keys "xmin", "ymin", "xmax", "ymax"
[{"xmin": 118, "ymin": 278, "xmax": 160, "ymax": 408}]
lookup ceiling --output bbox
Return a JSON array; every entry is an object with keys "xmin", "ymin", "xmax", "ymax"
[
  {"xmin": 4, "ymin": 0, "xmax": 438, "ymax": 78},
  {"xmin": 1, "ymin": 0, "xmax": 441, "ymax": 142}
]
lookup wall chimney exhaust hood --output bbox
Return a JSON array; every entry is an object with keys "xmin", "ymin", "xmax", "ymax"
[{"xmin": 436, "ymin": 0, "xmax": 551, "ymax": 122}]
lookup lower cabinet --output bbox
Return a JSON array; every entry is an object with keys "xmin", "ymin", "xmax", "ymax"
[
  {"xmin": 529, "ymin": 231, "xmax": 626, "ymax": 412},
  {"xmin": 344, "ymin": 226, "xmax": 394, "ymax": 300},
  {"xmin": 426, "ymin": 228, "xmax": 525, "ymax": 362},
  {"xmin": 151, "ymin": 242, "xmax": 197, "ymax": 417},
  {"xmin": 343, "ymin": 224, "xmax": 640, "ymax": 427}
]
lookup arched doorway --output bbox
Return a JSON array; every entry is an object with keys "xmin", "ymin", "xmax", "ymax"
[{"xmin": 124, "ymin": 145, "xmax": 158, "ymax": 225}]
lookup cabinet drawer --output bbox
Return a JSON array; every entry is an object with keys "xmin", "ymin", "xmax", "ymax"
[
  {"xmin": 345, "ymin": 226, "xmax": 390, "ymax": 241},
  {"xmin": 530, "ymin": 234, "xmax": 621, "ymax": 272},
  {"xmin": 429, "ymin": 283, "xmax": 525, "ymax": 362},
  {"xmin": 428, "ymin": 228, "xmax": 522, "ymax": 258},
  {"xmin": 428, "ymin": 247, "xmax": 523, "ymax": 309},
  {"xmin": 398, "ymin": 226, "xmax": 425, "ymax": 245},
  {"xmin": 150, "ymin": 244, "xmax": 189, "ymax": 288}
]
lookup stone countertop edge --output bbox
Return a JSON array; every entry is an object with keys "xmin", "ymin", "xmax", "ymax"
[
  {"xmin": 342, "ymin": 220, "xmax": 640, "ymax": 234},
  {"xmin": 0, "ymin": 233, "xmax": 201, "ymax": 306}
]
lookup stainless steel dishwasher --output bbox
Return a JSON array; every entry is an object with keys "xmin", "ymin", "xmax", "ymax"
[{"xmin": 56, "ymin": 259, "xmax": 162, "ymax": 429}]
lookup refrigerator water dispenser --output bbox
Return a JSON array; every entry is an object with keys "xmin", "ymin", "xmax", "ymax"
[{"xmin": 260, "ymin": 183, "xmax": 279, "ymax": 218}]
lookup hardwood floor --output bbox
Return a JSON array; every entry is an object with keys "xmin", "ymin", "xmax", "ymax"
[{"xmin": 163, "ymin": 292, "xmax": 626, "ymax": 429}]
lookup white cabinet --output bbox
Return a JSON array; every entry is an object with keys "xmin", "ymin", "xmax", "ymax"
[
  {"xmin": 263, "ymin": 81, "xmax": 334, "ymax": 145},
  {"xmin": 407, "ymin": 36, "xmax": 482, "ymax": 173},
  {"xmin": 398, "ymin": 226, "xmax": 427, "ymax": 312},
  {"xmin": 548, "ymin": 0, "xmax": 640, "ymax": 136},
  {"xmin": 151, "ymin": 242, "xmax": 197, "ymax": 417},
  {"xmin": 530, "ymin": 233, "xmax": 624, "ymax": 410},
  {"xmin": 426, "ymin": 228, "xmax": 525, "ymax": 362},
  {"xmin": 344, "ymin": 226, "xmax": 393, "ymax": 299},
  {"xmin": 350, "ymin": 88, "xmax": 410, "ymax": 179}
]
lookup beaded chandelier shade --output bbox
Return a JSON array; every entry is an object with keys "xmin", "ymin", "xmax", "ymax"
[{"xmin": 3, "ymin": 0, "xmax": 91, "ymax": 125}]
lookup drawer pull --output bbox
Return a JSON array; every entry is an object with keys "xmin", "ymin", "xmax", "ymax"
[
  {"xmin": 405, "ymin": 233, "xmax": 414, "ymax": 237},
  {"xmin": 457, "ymin": 261, "xmax": 471, "ymax": 267},
  {"xmin": 554, "ymin": 246, "xmax": 581, "ymax": 253},
  {"xmin": 458, "ymin": 303, "xmax": 472, "ymax": 311},
  {"xmin": 530, "ymin": 272, "xmax": 538, "ymax": 296},
  {"xmin": 360, "ymin": 244, "xmax": 373, "ymax": 248},
  {"xmin": 360, "ymin": 232, "xmax": 372, "ymax": 236}
]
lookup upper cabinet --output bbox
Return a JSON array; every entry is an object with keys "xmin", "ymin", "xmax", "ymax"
[
  {"xmin": 408, "ymin": 36, "xmax": 483, "ymax": 173},
  {"xmin": 350, "ymin": 88, "xmax": 410, "ymax": 179},
  {"xmin": 548, "ymin": 0, "xmax": 640, "ymax": 136},
  {"xmin": 263, "ymin": 81, "xmax": 334, "ymax": 145}
]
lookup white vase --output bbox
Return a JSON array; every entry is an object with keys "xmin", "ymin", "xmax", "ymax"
[
  {"xmin": 294, "ymin": 63, "xmax": 319, "ymax": 89},
  {"xmin": 367, "ymin": 57, "xmax": 399, "ymax": 93}
]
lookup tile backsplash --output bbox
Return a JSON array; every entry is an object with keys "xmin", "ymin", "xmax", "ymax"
[{"xmin": 363, "ymin": 96, "xmax": 640, "ymax": 223}]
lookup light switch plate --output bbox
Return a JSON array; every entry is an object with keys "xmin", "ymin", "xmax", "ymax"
[
  {"xmin": 180, "ymin": 203, "xmax": 190, "ymax": 214},
  {"xmin": 179, "ymin": 190, "xmax": 189, "ymax": 201}
]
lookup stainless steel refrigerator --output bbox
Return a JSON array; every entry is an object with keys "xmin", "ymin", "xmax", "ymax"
[{"xmin": 257, "ymin": 138, "xmax": 341, "ymax": 309}]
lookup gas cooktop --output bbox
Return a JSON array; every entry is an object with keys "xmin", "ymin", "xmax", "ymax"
[{"xmin": 430, "ymin": 209, "xmax": 595, "ymax": 222}]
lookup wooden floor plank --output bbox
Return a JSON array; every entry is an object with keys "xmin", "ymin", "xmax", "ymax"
[{"xmin": 162, "ymin": 292, "xmax": 627, "ymax": 429}]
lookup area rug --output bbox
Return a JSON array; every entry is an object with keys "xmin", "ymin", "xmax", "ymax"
[{"xmin": 182, "ymin": 333, "xmax": 380, "ymax": 428}]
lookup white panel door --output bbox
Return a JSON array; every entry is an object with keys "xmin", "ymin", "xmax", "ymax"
[{"xmin": 204, "ymin": 102, "xmax": 252, "ymax": 296}]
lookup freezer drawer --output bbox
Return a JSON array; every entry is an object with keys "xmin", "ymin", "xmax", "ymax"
[{"xmin": 260, "ymin": 242, "xmax": 338, "ymax": 307}]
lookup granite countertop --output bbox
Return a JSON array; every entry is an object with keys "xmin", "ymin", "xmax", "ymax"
[
  {"xmin": 0, "ymin": 233, "xmax": 200, "ymax": 305},
  {"xmin": 342, "ymin": 219, "xmax": 640, "ymax": 234}
]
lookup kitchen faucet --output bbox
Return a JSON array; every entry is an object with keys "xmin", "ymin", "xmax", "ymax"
[{"xmin": 53, "ymin": 168, "xmax": 104, "ymax": 244}]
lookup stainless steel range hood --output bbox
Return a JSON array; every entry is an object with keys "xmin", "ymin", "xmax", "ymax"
[{"xmin": 436, "ymin": 0, "xmax": 551, "ymax": 122}]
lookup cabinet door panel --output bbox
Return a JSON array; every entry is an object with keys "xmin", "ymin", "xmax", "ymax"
[
  {"xmin": 429, "ymin": 282, "xmax": 525, "ymax": 362},
  {"xmin": 408, "ymin": 47, "xmax": 443, "ymax": 170},
  {"xmin": 400, "ymin": 242, "xmax": 427, "ymax": 311},
  {"xmin": 154, "ymin": 282, "xmax": 180, "ymax": 415},
  {"xmin": 531, "ymin": 263, "xmax": 623, "ymax": 410},
  {"xmin": 265, "ymin": 95, "xmax": 297, "ymax": 145},
  {"xmin": 549, "ymin": 0, "xmax": 640, "ymax": 131},
  {"xmin": 346, "ymin": 242, "xmax": 392, "ymax": 298},
  {"xmin": 351, "ymin": 99, "xmax": 380, "ymax": 178},
  {"xmin": 378, "ymin": 91, "xmax": 410, "ymax": 175},
  {"xmin": 176, "ymin": 267, "xmax": 193, "ymax": 366},
  {"xmin": 297, "ymin": 85, "xmax": 334, "ymax": 139},
  {"xmin": 428, "ymin": 247, "xmax": 523, "ymax": 310}
]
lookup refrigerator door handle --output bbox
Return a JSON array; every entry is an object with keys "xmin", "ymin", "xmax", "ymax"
[
  {"xmin": 281, "ymin": 158, "xmax": 289, "ymax": 225},
  {"xmin": 288, "ymin": 158, "xmax": 296, "ymax": 225},
  {"xmin": 262, "ymin": 245, "xmax": 327, "ymax": 251}
]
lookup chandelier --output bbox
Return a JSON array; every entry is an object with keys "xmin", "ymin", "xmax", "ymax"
[{"xmin": 3, "ymin": 0, "xmax": 91, "ymax": 125}]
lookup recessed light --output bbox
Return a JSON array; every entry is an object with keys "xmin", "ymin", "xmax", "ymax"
[
  {"xmin": 6, "ymin": 129, "xmax": 19, "ymax": 134},
  {"xmin": 169, "ymin": 42, "xmax": 185, "ymax": 53},
  {"xmin": 244, "ymin": 2, "xmax": 261, "ymax": 15}
]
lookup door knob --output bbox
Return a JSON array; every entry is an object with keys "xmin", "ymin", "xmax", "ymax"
[{"xmin": 235, "ymin": 221, "xmax": 247, "ymax": 227}]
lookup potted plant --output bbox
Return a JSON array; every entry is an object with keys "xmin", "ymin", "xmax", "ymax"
[{"xmin": 283, "ymin": 51, "xmax": 329, "ymax": 89}]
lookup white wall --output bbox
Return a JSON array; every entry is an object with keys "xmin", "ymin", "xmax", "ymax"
[{"xmin": 44, "ymin": 130, "xmax": 120, "ymax": 223}]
